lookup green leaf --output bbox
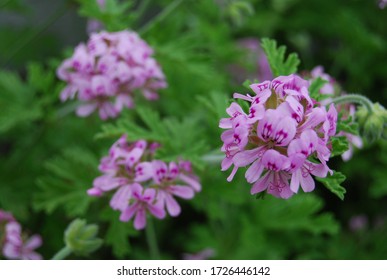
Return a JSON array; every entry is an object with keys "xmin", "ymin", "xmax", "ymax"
[
  {"xmin": 261, "ymin": 38, "xmax": 300, "ymax": 76},
  {"xmin": 196, "ymin": 91, "xmax": 229, "ymax": 120},
  {"xmin": 97, "ymin": 106, "xmax": 208, "ymax": 167},
  {"xmin": 242, "ymin": 79, "xmax": 252, "ymax": 90},
  {"xmin": 0, "ymin": 70, "xmax": 42, "ymax": 132},
  {"xmin": 76, "ymin": 0, "xmax": 135, "ymax": 32},
  {"xmin": 316, "ymin": 171, "xmax": 347, "ymax": 200},
  {"xmin": 337, "ymin": 116, "xmax": 360, "ymax": 135},
  {"xmin": 257, "ymin": 194, "xmax": 339, "ymax": 235},
  {"xmin": 34, "ymin": 148, "xmax": 99, "ymax": 216},
  {"xmin": 309, "ymin": 77, "xmax": 327, "ymax": 101},
  {"xmin": 330, "ymin": 136, "xmax": 349, "ymax": 157},
  {"xmin": 101, "ymin": 209, "xmax": 139, "ymax": 258}
]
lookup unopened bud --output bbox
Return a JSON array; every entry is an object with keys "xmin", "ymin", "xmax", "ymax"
[
  {"xmin": 64, "ymin": 219, "xmax": 102, "ymax": 256},
  {"xmin": 356, "ymin": 103, "xmax": 387, "ymax": 143}
]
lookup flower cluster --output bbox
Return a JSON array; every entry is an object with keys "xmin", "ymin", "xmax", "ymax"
[
  {"xmin": 0, "ymin": 209, "xmax": 42, "ymax": 260},
  {"xmin": 220, "ymin": 74, "xmax": 338, "ymax": 199},
  {"xmin": 307, "ymin": 66, "xmax": 363, "ymax": 161},
  {"xmin": 87, "ymin": 135, "xmax": 200, "ymax": 230},
  {"xmin": 57, "ymin": 30, "xmax": 167, "ymax": 120}
]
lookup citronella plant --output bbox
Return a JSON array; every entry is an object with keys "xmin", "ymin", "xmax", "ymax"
[{"xmin": 1, "ymin": 0, "xmax": 386, "ymax": 261}]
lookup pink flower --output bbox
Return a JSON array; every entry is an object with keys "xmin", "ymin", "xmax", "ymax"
[
  {"xmin": 0, "ymin": 209, "xmax": 15, "ymax": 223},
  {"xmin": 152, "ymin": 161, "xmax": 195, "ymax": 217},
  {"xmin": 230, "ymin": 38, "xmax": 273, "ymax": 84},
  {"xmin": 220, "ymin": 74, "xmax": 338, "ymax": 198},
  {"xmin": 348, "ymin": 215, "xmax": 368, "ymax": 232},
  {"xmin": 57, "ymin": 30, "xmax": 167, "ymax": 120},
  {"xmin": 2, "ymin": 221, "xmax": 42, "ymax": 260},
  {"xmin": 87, "ymin": 136, "xmax": 153, "ymax": 211},
  {"xmin": 288, "ymin": 130, "xmax": 329, "ymax": 193},
  {"xmin": 310, "ymin": 66, "xmax": 336, "ymax": 95},
  {"xmin": 120, "ymin": 184, "xmax": 165, "ymax": 230},
  {"xmin": 250, "ymin": 150, "xmax": 293, "ymax": 199},
  {"xmin": 88, "ymin": 136, "xmax": 201, "ymax": 228},
  {"xmin": 305, "ymin": 67, "xmax": 363, "ymax": 161}
]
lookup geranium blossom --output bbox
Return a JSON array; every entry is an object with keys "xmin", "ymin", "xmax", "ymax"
[
  {"xmin": 0, "ymin": 210, "xmax": 42, "ymax": 260},
  {"xmin": 57, "ymin": 30, "xmax": 167, "ymax": 120},
  {"xmin": 305, "ymin": 66, "xmax": 363, "ymax": 161},
  {"xmin": 88, "ymin": 135, "xmax": 201, "ymax": 229},
  {"xmin": 220, "ymin": 74, "xmax": 338, "ymax": 198}
]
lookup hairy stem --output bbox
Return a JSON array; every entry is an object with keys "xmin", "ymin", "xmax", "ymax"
[{"xmin": 328, "ymin": 94, "xmax": 374, "ymax": 114}]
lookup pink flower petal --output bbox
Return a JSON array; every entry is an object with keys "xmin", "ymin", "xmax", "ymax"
[
  {"xmin": 24, "ymin": 235, "xmax": 42, "ymax": 251},
  {"xmin": 110, "ymin": 184, "xmax": 132, "ymax": 211},
  {"xmin": 169, "ymin": 185, "xmax": 195, "ymax": 199},
  {"xmin": 165, "ymin": 194, "xmax": 181, "ymax": 217},
  {"xmin": 134, "ymin": 208, "xmax": 147, "ymax": 230}
]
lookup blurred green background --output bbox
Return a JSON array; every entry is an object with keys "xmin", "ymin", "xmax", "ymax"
[{"xmin": 0, "ymin": 0, "xmax": 386, "ymax": 259}]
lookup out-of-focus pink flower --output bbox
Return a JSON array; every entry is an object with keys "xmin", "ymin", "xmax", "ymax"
[
  {"xmin": 152, "ymin": 161, "xmax": 195, "ymax": 217},
  {"xmin": 310, "ymin": 66, "xmax": 336, "ymax": 95},
  {"xmin": 119, "ymin": 184, "xmax": 165, "ymax": 230},
  {"xmin": 0, "ymin": 209, "xmax": 15, "ymax": 223},
  {"xmin": 230, "ymin": 38, "xmax": 273, "ymax": 84},
  {"xmin": 2, "ymin": 221, "xmax": 42, "ymax": 260},
  {"xmin": 88, "ymin": 135, "xmax": 201, "ymax": 229},
  {"xmin": 348, "ymin": 215, "xmax": 368, "ymax": 232},
  {"xmin": 57, "ymin": 30, "xmax": 167, "ymax": 120},
  {"xmin": 87, "ymin": 136, "xmax": 153, "ymax": 211}
]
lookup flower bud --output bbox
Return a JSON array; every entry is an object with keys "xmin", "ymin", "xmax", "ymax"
[
  {"xmin": 356, "ymin": 103, "xmax": 387, "ymax": 143},
  {"xmin": 64, "ymin": 219, "xmax": 102, "ymax": 256}
]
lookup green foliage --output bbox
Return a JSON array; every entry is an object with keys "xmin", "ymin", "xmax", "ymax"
[
  {"xmin": 1, "ymin": 0, "xmax": 386, "ymax": 261},
  {"xmin": 34, "ymin": 148, "xmax": 99, "ymax": 217},
  {"xmin": 261, "ymin": 38, "xmax": 300, "ymax": 76},
  {"xmin": 337, "ymin": 116, "xmax": 360, "ymax": 136},
  {"xmin": 101, "ymin": 209, "xmax": 139, "ymax": 258},
  {"xmin": 317, "ymin": 171, "xmax": 347, "ymax": 200},
  {"xmin": 309, "ymin": 77, "xmax": 327, "ymax": 101},
  {"xmin": 330, "ymin": 136, "xmax": 349, "ymax": 157},
  {"xmin": 0, "ymin": 70, "xmax": 42, "ymax": 132},
  {"xmin": 97, "ymin": 106, "xmax": 208, "ymax": 166},
  {"xmin": 76, "ymin": 0, "xmax": 135, "ymax": 32},
  {"xmin": 186, "ymin": 192, "xmax": 339, "ymax": 259}
]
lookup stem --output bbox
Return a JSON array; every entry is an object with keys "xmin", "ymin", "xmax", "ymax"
[
  {"xmin": 139, "ymin": 0, "xmax": 184, "ymax": 35},
  {"xmin": 3, "ymin": 5, "xmax": 68, "ymax": 67},
  {"xmin": 328, "ymin": 94, "xmax": 374, "ymax": 114},
  {"xmin": 145, "ymin": 217, "xmax": 160, "ymax": 260},
  {"xmin": 52, "ymin": 246, "xmax": 72, "ymax": 260},
  {"xmin": 202, "ymin": 153, "xmax": 224, "ymax": 164},
  {"xmin": 134, "ymin": 0, "xmax": 151, "ymax": 22}
]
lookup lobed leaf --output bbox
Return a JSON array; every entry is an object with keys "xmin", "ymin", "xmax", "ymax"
[
  {"xmin": 316, "ymin": 171, "xmax": 347, "ymax": 200},
  {"xmin": 261, "ymin": 38, "xmax": 300, "ymax": 77}
]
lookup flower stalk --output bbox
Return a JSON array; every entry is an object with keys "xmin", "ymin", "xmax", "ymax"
[
  {"xmin": 52, "ymin": 246, "xmax": 72, "ymax": 260},
  {"xmin": 328, "ymin": 93, "xmax": 374, "ymax": 114},
  {"xmin": 145, "ymin": 217, "xmax": 160, "ymax": 260}
]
